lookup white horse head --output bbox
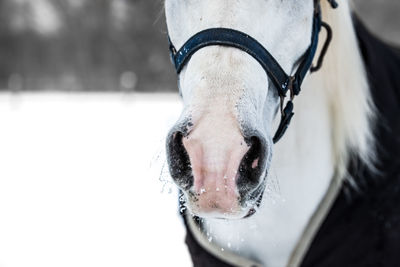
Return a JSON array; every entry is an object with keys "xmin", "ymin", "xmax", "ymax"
[
  {"xmin": 165, "ymin": 0, "xmax": 375, "ymax": 265},
  {"xmin": 166, "ymin": 0, "xmax": 319, "ymax": 219}
]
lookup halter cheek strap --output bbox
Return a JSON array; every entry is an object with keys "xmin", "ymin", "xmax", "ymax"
[{"xmin": 168, "ymin": 0, "xmax": 337, "ymax": 143}]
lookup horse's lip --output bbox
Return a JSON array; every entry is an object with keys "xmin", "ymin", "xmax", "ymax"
[{"xmin": 183, "ymin": 176, "xmax": 266, "ymax": 220}]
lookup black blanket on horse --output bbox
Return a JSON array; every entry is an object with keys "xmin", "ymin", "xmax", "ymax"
[{"xmin": 182, "ymin": 17, "xmax": 400, "ymax": 267}]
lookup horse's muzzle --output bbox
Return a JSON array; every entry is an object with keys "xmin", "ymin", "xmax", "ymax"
[{"xmin": 166, "ymin": 119, "xmax": 268, "ymax": 218}]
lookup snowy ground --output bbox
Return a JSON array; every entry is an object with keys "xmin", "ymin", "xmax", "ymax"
[{"xmin": 0, "ymin": 93, "xmax": 192, "ymax": 267}]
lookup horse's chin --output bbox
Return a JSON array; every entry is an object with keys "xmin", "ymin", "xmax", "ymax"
[
  {"xmin": 184, "ymin": 197, "xmax": 259, "ymax": 220},
  {"xmin": 187, "ymin": 205, "xmax": 253, "ymax": 220},
  {"xmin": 181, "ymin": 179, "xmax": 266, "ymax": 220}
]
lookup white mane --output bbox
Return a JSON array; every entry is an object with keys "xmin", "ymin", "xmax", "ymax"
[{"xmin": 315, "ymin": 0, "xmax": 375, "ymax": 184}]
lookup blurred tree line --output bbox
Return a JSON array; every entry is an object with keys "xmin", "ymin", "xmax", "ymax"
[{"xmin": 0, "ymin": 0, "xmax": 176, "ymax": 91}]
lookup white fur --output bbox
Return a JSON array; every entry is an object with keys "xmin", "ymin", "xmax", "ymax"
[{"xmin": 165, "ymin": 0, "xmax": 374, "ymax": 265}]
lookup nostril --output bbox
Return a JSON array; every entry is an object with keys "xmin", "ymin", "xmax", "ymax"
[
  {"xmin": 237, "ymin": 136, "xmax": 265, "ymax": 190},
  {"xmin": 166, "ymin": 132, "xmax": 193, "ymax": 190}
]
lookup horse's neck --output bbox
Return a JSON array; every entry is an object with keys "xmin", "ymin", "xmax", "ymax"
[{"xmin": 203, "ymin": 74, "xmax": 336, "ymax": 267}]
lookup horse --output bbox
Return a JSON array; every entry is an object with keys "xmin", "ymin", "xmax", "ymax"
[{"xmin": 164, "ymin": 0, "xmax": 400, "ymax": 266}]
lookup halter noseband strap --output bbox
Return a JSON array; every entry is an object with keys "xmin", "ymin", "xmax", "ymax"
[{"xmin": 168, "ymin": 0, "xmax": 337, "ymax": 143}]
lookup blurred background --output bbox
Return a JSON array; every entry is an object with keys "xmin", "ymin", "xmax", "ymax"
[
  {"xmin": 0, "ymin": 1, "xmax": 398, "ymax": 267},
  {"xmin": 0, "ymin": 0, "xmax": 175, "ymax": 92},
  {"xmin": 0, "ymin": 0, "xmax": 398, "ymax": 93}
]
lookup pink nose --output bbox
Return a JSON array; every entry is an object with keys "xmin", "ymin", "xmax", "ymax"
[{"xmin": 182, "ymin": 115, "xmax": 250, "ymax": 214}]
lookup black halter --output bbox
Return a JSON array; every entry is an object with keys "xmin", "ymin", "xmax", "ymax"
[{"xmin": 168, "ymin": 0, "xmax": 338, "ymax": 143}]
